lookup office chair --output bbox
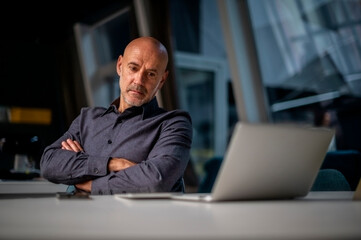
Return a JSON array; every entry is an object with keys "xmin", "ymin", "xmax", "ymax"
[
  {"xmin": 311, "ymin": 169, "xmax": 351, "ymax": 191},
  {"xmin": 321, "ymin": 150, "xmax": 361, "ymax": 190},
  {"xmin": 198, "ymin": 156, "xmax": 223, "ymax": 193}
]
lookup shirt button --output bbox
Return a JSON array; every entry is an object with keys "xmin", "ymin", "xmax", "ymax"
[
  {"xmin": 107, "ymin": 139, "xmax": 112, "ymax": 144},
  {"xmin": 94, "ymin": 168, "xmax": 99, "ymax": 174}
]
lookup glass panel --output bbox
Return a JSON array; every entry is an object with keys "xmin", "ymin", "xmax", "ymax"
[
  {"xmin": 248, "ymin": 0, "xmax": 361, "ymax": 152},
  {"xmin": 74, "ymin": 8, "xmax": 133, "ymax": 107},
  {"xmin": 174, "ymin": 53, "xmax": 232, "ymax": 180},
  {"xmin": 176, "ymin": 67, "xmax": 215, "ymax": 176},
  {"xmin": 170, "ymin": 0, "xmax": 200, "ymax": 53},
  {"xmin": 169, "ymin": 0, "xmax": 238, "ymax": 189}
]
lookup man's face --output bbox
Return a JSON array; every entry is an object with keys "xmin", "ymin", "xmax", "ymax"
[{"xmin": 117, "ymin": 43, "xmax": 168, "ymax": 110}]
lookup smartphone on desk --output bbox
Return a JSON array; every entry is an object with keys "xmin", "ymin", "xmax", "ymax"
[{"xmin": 56, "ymin": 191, "xmax": 91, "ymax": 199}]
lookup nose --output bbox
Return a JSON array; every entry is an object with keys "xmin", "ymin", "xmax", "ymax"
[{"xmin": 133, "ymin": 70, "xmax": 146, "ymax": 85}]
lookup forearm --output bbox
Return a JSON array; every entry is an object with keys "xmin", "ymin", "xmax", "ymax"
[
  {"xmin": 92, "ymin": 151, "xmax": 190, "ymax": 195},
  {"xmin": 40, "ymin": 137, "xmax": 109, "ymax": 185},
  {"xmin": 108, "ymin": 157, "xmax": 136, "ymax": 171}
]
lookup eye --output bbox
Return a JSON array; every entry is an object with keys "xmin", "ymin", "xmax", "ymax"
[
  {"xmin": 127, "ymin": 63, "xmax": 139, "ymax": 72},
  {"xmin": 147, "ymin": 71, "xmax": 157, "ymax": 80},
  {"xmin": 129, "ymin": 66, "xmax": 137, "ymax": 72}
]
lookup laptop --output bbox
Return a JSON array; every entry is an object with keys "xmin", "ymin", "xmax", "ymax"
[{"xmin": 115, "ymin": 122, "xmax": 335, "ymax": 202}]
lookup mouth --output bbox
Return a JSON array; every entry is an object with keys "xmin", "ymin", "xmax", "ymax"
[
  {"xmin": 127, "ymin": 85, "xmax": 146, "ymax": 97},
  {"xmin": 128, "ymin": 89, "xmax": 144, "ymax": 97}
]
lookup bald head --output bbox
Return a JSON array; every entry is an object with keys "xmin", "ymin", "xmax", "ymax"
[{"xmin": 123, "ymin": 37, "xmax": 168, "ymax": 72}]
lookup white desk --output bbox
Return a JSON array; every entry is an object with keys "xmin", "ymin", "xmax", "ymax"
[
  {"xmin": 0, "ymin": 183, "xmax": 360, "ymax": 240},
  {"xmin": 0, "ymin": 180, "xmax": 67, "ymax": 194}
]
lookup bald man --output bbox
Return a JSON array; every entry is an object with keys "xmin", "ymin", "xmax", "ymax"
[{"xmin": 41, "ymin": 37, "xmax": 193, "ymax": 195}]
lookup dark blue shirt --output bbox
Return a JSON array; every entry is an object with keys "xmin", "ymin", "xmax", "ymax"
[{"xmin": 40, "ymin": 97, "xmax": 192, "ymax": 195}]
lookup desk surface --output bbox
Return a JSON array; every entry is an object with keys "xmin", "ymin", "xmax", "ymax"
[
  {"xmin": 0, "ymin": 180, "xmax": 67, "ymax": 194},
  {"xmin": 0, "ymin": 182, "xmax": 360, "ymax": 240}
]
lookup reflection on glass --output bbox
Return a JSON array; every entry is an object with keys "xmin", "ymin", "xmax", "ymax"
[
  {"xmin": 248, "ymin": 0, "xmax": 361, "ymax": 152},
  {"xmin": 176, "ymin": 68, "xmax": 214, "ymax": 176},
  {"xmin": 174, "ymin": 53, "xmax": 231, "ymax": 178}
]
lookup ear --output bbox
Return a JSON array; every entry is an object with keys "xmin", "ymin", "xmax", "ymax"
[
  {"xmin": 116, "ymin": 55, "xmax": 123, "ymax": 76},
  {"xmin": 158, "ymin": 70, "xmax": 169, "ymax": 89}
]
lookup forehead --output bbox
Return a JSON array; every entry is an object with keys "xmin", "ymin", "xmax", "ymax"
[{"xmin": 123, "ymin": 44, "xmax": 167, "ymax": 71}]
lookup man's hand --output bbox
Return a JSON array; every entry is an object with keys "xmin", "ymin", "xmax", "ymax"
[
  {"xmin": 75, "ymin": 180, "xmax": 92, "ymax": 193},
  {"xmin": 62, "ymin": 139, "xmax": 83, "ymax": 152},
  {"xmin": 62, "ymin": 139, "xmax": 91, "ymax": 192},
  {"xmin": 108, "ymin": 158, "xmax": 137, "ymax": 172}
]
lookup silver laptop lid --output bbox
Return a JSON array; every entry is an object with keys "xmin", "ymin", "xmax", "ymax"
[{"xmin": 211, "ymin": 122, "xmax": 335, "ymax": 201}]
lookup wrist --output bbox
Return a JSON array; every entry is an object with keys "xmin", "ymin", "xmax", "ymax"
[{"xmin": 108, "ymin": 157, "xmax": 136, "ymax": 172}]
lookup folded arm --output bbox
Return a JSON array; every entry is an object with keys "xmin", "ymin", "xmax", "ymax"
[
  {"xmin": 60, "ymin": 139, "xmax": 136, "ymax": 192},
  {"xmin": 40, "ymin": 115, "xmax": 136, "ymax": 187}
]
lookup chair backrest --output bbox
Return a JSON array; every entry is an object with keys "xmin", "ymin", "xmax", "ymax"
[
  {"xmin": 311, "ymin": 169, "xmax": 351, "ymax": 191},
  {"xmin": 321, "ymin": 150, "xmax": 361, "ymax": 190}
]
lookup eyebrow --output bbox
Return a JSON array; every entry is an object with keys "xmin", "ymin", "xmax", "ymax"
[
  {"xmin": 128, "ymin": 62, "xmax": 158, "ymax": 73},
  {"xmin": 128, "ymin": 62, "xmax": 140, "ymax": 68}
]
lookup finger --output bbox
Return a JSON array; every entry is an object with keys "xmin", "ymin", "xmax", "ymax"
[
  {"xmin": 61, "ymin": 141, "xmax": 72, "ymax": 151},
  {"xmin": 73, "ymin": 140, "xmax": 84, "ymax": 152},
  {"xmin": 66, "ymin": 139, "xmax": 81, "ymax": 152}
]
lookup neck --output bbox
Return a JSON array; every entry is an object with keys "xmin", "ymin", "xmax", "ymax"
[{"xmin": 117, "ymin": 95, "xmax": 129, "ymax": 113}]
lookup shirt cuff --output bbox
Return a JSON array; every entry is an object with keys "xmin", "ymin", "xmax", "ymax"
[{"xmin": 87, "ymin": 155, "xmax": 108, "ymax": 177}]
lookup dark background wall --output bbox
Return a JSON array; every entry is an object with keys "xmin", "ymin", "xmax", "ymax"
[
  {"xmin": 0, "ymin": 1, "xmax": 132, "ymax": 172},
  {"xmin": 0, "ymin": 1, "xmax": 129, "ymax": 134}
]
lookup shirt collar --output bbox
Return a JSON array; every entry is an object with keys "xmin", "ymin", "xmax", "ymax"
[{"xmin": 102, "ymin": 97, "xmax": 159, "ymax": 119}]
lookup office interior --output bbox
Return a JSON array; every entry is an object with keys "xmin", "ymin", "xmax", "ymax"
[{"xmin": 0, "ymin": 0, "xmax": 360, "ymax": 193}]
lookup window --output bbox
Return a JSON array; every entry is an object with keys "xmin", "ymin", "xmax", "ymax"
[
  {"xmin": 248, "ymin": 0, "xmax": 361, "ymax": 152},
  {"xmin": 74, "ymin": 6, "xmax": 135, "ymax": 107},
  {"xmin": 170, "ymin": 0, "xmax": 237, "ymax": 179},
  {"xmin": 174, "ymin": 52, "xmax": 230, "ymax": 176}
]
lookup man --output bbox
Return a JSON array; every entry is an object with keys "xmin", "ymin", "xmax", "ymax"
[{"xmin": 40, "ymin": 37, "xmax": 193, "ymax": 195}]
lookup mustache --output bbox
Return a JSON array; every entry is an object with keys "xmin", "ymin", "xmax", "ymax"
[{"xmin": 127, "ymin": 84, "xmax": 147, "ymax": 95}]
